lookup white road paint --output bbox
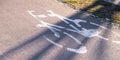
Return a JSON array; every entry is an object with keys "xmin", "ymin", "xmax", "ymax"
[
  {"xmin": 37, "ymin": 23, "xmax": 61, "ymax": 38},
  {"xmin": 47, "ymin": 10, "xmax": 70, "ymax": 24},
  {"xmin": 47, "ymin": 10, "xmax": 86, "ymax": 32},
  {"xmin": 38, "ymin": 15, "xmax": 47, "ymax": 18},
  {"xmin": 79, "ymin": 29, "xmax": 109, "ymax": 40},
  {"xmin": 46, "ymin": 10, "xmax": 111, "ymax": 40},
  {"xmin": 97, "ymin": 35, "xmax": 109, "ymax": 40},
  {"xmin": 43, "ymin": 36, "xmax": 63, "ymax": 48},
  {"xmin": 27, "ymin": 10, "xmax": 62, "ymax": 38},
  {"xmin": 63, "ymin": 32, "xmax": 82, "ymax": 44},
  {"xmin": 72, "ymin": 19, "xmax": 87, "ymax": 27},
  {"xmin": 43, "ymin": 36, "xmax": 87, "ymax": 54},
  {"xmin": 79, "ymin": 29, "xmax": 100, "ymax": 38},
  {"xmin": 112, "ymin": 40, "xmax": 120, "ymax": 44},
  {"xmin": 48, "ymin": 27, "xmax": 60, "ymax": 38},
  {"xmin": 37, "ymin": 21, "xmax": 81, "ymax": 44},
  {"xmin": 90, "ymin": 22, "xmax": 120, "ymax": 37},
  {"xmin": 90, "ymin": 22, "xmax": 107, "ymax": 29},
  {"xmin": 27, "ymin": 10, "xmax": 37, "ymax": 19},
  {"xmin": 27, "ymin": 10, "xmax": 119, "ymax": 36},
  {"xmin": 36, "ymin": 19, "xmax": 107, "ymax": 40},
  {"xmin": 47, "ymin": 10, "xmax": 87, "ymax": 25},
  {"xmin": 27, "ymin": 11, "xmax": 47, "ymax": 19},
  {"xmin": 105, "ymin": 18, "xmax": 110, "ymax": 21},
  {"xmin": 67, "ymin": 46, "xmax": 87, "ymax": 54},
  {"xmin": 27, "ymin": 10, "xmax": 109, "ymax": 40},
  {"xmin": 66, "ymin": 28, "xmax": 79, "ymax": 33},
  {"xmin": 27, "ymin": 10, "xmax": 120, "ymax": 54}
]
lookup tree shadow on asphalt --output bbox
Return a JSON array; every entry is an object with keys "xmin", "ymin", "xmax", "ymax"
[
  {"xmin": 81, "ymin": 0, "xmax": 120, "ymax": 23},
  {"xmin": 92, "ymin": 23, "xmax": 113, "ymax": 60},
  {"xmin": 0, "ymin": 0, "xmax": 118, "ymax": 60}
]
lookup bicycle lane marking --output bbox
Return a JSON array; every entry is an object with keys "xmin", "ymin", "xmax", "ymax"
[
  {"xmin": 26, "ymin": 10, "xmax": 88, "ymax": 54},
  {"xmin": 26, "ymin": 10, "xmax": 120, "ymax": 54}
]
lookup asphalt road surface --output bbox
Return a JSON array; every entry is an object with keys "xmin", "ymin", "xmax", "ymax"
[{"xmin": 0, "ymin": 0, "xmax": 120, "ymax": 60}]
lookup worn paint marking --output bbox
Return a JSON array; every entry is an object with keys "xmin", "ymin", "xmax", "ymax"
[
  {"xmin": 67, "ymin": 46, "xmax": 87, "ymax": 54},
  {"xmin": 43, "ymin": 36, "xmax": 63, "ymax": 48},
  {"xmin": 63, "ymin": 32, "xmax": 82, "ymax": 44},
  {"xmin": 112, "ymin": 40, "xmax": 120, "ymax": 44},
  {"xmin": 27, "ymin": 10, "xmax": 120, "ymax": 54}
]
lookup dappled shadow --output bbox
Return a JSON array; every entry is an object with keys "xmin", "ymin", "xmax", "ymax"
[
  {"xmin": 92, "ymin": 23, "xmax": 113, "ymax": 60},
  {"xmin": 81, "ymin": 0, "xmax": 120, "ymax": 23},
  {"xmin": 28, "ymin": 35, "xmax": 65, "ymax": 60},
  {"xmin": 0, "ymin": 0, "xmax": 117, "ymax": 60}
]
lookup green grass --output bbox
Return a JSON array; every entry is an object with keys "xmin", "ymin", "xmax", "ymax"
[{"xmin": 62, "ymin": 0, "xmax": 120, "ymax": 24}]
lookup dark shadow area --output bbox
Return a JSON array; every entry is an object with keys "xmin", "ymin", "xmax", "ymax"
[
  {"xmin": 0, "ymin": 0, "xmax": 115, "ymax": 60},
  {"xmin": 0, "ymin": 13, "xmax": 104, "ymax": 60},
  {"xmin": 28, "ymin": 35, "xmax": 65, "ymax": 60},
  {"xmin": 81, "ymin": 0, "xmax": 120, "ymax": 23},
  {"xmin": 53, "ymin": 49, "xmax": 76, "ymax": 60},
  {"xmin": 92, "ymin": 23, "xmax": 112, "ymax": 60},
  {"xmin": 93, "ymin": 39, "xmax": 108, "ymax": 60}
]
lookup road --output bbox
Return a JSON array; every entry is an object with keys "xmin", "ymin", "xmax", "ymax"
[{"xmin": 0, "ymin": 0, "xmax": 120, "ymax": 60}]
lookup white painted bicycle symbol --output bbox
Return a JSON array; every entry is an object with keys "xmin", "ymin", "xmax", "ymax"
[{"xmin": 26, "ymin": 10, "xmax": 120, "ymax": 54}]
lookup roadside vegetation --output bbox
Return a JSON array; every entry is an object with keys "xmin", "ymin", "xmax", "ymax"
[{"xmin": 61, "ymin": 0, "xmax": 120, "ymax": 24}]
